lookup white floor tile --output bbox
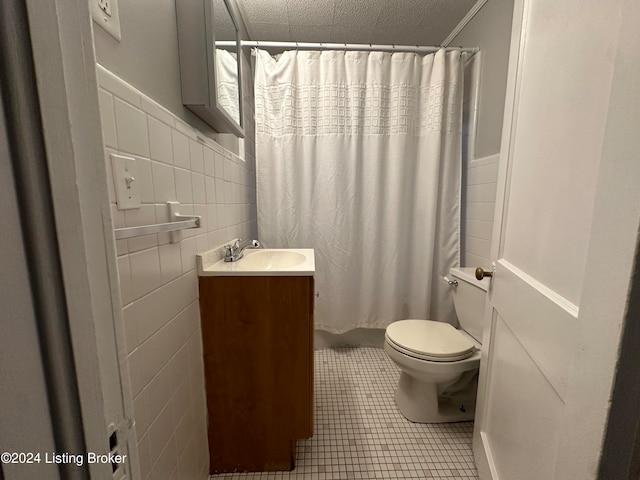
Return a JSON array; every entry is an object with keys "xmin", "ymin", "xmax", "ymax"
[{"xmin": 209, "ymin": 347, "xmax": 478, "ymax": 479}]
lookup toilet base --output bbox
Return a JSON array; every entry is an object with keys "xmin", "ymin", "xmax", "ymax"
[{"xmin": 395, "ymin": 371, "xmax": 476, "ymax": 423}]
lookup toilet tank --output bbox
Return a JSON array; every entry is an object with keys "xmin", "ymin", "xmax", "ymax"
[{"xmin": 449, "ymin": 267, "xmax": 489, "ymax": 344}]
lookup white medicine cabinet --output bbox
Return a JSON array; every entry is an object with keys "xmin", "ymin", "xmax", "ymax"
[{"xmin": 176, "ymin": 0, "xmax": 244, "ymax": 137}]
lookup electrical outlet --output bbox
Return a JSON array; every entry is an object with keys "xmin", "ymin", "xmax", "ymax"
[
  {"xmin": 90, "ymin": 0, "xmax": 121, "ymax": 41},
  {"xmin": 97, "ymin": 0, "xmax": 111, "ymax": 16}
]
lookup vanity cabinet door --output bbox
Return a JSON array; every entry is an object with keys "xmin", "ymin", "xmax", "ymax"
[{"xmin": 198, "ymin": 275, "xmax": 314, "ymax": 473}]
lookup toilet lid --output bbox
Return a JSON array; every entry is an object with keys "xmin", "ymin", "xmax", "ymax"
[{"xmin": 386, "ymin": 319, "xmax": 475, "ymax": 361}]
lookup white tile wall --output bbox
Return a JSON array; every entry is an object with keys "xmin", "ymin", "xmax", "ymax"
[
  {"xmin": 96, "ymin": 64, "xmax": 257, "ymax": 480},
  {"xmin": 462, "ymin": 154, "xmax": 499, "ymax": 268},
  {"xmin": 462, "ymin": 53, "xmax": 499, "ymax": 269}
]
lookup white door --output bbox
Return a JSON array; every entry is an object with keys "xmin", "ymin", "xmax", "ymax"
[{"xmin": 472, "ymin": 0, "xmax": 640, "ymax": 478}]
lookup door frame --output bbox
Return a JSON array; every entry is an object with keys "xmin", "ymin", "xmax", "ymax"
[
  {"xmin": 0, "ymin": 12, "xmax": 67, "ymax": 475},
  {"xmin": 472, "ymin": 0, "xmax": 640, "ymax": 478},
  {"xmin": 6, "ymin": 0, "xmax": 137, "ymax": 477}
]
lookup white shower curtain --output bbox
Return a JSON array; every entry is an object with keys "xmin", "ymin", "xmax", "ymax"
[
  {"xmin": 215, "ymin": 49, "xmax": 240, "ymax": 124},
  {"xmin": 255, "ymin": 48, "xmax": 462, "ymax": 333}
]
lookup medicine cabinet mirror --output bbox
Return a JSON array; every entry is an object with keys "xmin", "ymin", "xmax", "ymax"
[{"xmin": 176, "ymin": 0, "xmax": 244, "ymax": 137}]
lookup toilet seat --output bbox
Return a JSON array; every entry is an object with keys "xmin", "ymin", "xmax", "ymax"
[{"xmin": 385, "ymin": 319, "xmax": 476, "ymax": 362}]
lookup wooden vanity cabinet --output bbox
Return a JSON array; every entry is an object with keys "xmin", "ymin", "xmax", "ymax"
[{"xmin": 198, "ymin": 275, "xmax": 314, "ymax": 474}]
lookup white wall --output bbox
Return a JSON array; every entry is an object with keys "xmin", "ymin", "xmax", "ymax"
[
  {"xmin": 455, "ymin": 0, "xmax": 514, "ymax": 268},
  {"xmin": 92, "ymin": 0, "xmax": 253, "ymax": 156},
  {"xmin": 460, "ymin": 54, "xmax": 499, "ymax": 268},
  {"xmin": 461, "ymin": 54, "xmax": 499, "ymax": 268},
  {"xmin": 93, "ymin": 0, "xmax": 187, "ymax": 124},
  {"xmin": 452, "ymin": 0, "xmax": 514, "ymax": 158},
  {"xmin": 97, "ymin": 65, "xmax": 257, "ymax": 479}
]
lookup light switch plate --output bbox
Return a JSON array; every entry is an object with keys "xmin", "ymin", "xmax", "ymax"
[{"xmin": 111, "ymin": 154, "xmax": 140, "ymax": 210}]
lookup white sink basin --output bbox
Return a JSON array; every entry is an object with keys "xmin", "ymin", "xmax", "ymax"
[
  {"xmin": 197, "ymin": 247, "xmax": 315, "ymax": 277},
  {"xmin": 239, "ymin": 250, "xmax": 307, "ymax": 270}
]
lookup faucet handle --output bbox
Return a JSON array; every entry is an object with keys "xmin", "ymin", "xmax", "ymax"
[
  {"xmin": 223, "ymin": 242, "xmax": 236, "ymax": 261},
  {"xmin": 224, "ymin": 239, "xmax": 240, "ymax": 251},
  {"xmin": 223, "ymin": 239, "xmax": 243, "ymax": 261}
]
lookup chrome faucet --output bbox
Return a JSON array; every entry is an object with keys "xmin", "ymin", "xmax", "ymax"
[{"xmin": 223, "ymin": 238, "xmax": 261, "ymax": 262}]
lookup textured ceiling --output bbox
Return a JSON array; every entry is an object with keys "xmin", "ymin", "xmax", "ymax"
[{"xmin": 236, "ymin": 0, "xmax": 478, "ymax": 46}]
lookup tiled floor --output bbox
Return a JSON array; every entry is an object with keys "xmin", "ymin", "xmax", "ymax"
[{"xmin": 211, "ymin": 347, "xmax": 478, "ymax": 479}]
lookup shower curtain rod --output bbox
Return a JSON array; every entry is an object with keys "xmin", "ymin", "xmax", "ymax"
[{"xmin": 216, "ymin": 40, "xmax": 479, "ymax": 54}]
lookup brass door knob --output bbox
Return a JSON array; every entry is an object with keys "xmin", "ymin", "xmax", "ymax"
[{"xmin": 475, "ymin": 267, "xmax": 493, "ymax": 280}]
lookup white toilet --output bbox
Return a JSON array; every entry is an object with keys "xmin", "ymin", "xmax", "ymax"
[{"xmin": 384, "ymin": 267, "xmax": 489, "ymax": 423}]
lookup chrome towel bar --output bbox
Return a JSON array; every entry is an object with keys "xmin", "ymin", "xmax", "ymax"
[
  {"xmin": 114, "ymin": 218, "xmax": 200, "ymax": 239},
  {"xmin": 113, "ymin": 202, "xmax": 201, "ymax": 242}
]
